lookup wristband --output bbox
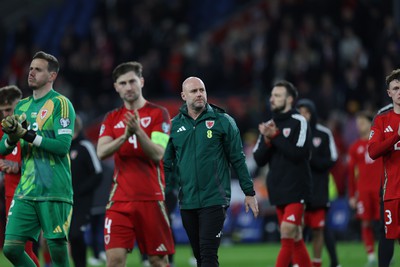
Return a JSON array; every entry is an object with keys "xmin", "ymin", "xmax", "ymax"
[
  {"xmin": 22, "ymin": 130, "xmax": 43, "ymax": 146},
  {"xmin": 5, "ymin": 138, "xmax": 17, "ymax": 148},
  {"xmin": 245, "ymin": 190, "xmax": 256, "ymax": 196}
]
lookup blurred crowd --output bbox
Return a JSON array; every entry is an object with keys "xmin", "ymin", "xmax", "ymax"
[{"xmin": 0, "ymin": 0, "xmax": 399, "ymax": 193}]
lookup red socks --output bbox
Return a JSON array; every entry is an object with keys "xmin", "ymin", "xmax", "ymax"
[
  {"xmin": 293, "ymin": 239, "xmax": 312, "ymax": 267},
  {"xmin": 362, "ymin": 226, "xmax": 375, "ymax": 254},
  {"xmin": 276, "ymin": 238, "xmax": 294, "ymax": 267}
]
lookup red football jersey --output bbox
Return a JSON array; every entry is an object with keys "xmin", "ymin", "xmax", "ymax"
[
  {"xmin": 348, "ymin": 139, "xmax": 381, "ymax": 198},
  {"xmin": 99, "ymin": 102, "xmax": 171, "ymax": 201},
  {"xmin": 368, "ymin": 110, "xmax": 400, "ymax": 201}
]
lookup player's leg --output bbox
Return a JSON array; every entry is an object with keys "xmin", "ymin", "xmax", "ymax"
[
  {"xmin": 3, "ymin": 199, "xmax": 41, "ymax": 267},
  {"xmin": 323, "ymin": 224, "xmax": 340, "ymax": 267},
  {"xmin": 180, "ymin": 208, "xmax": 201, "ymax": 265},
  {"xmin": 378, "ymin": 195, "xmax": 394, "ymax": 267},
  {"xmin": 104, "ymin": 203, "xmax": 135, "ymax": 267},
  {"xmin": 38, "ymin": 201, "xmax": 73, "ymax": 267},
  {"xmin": 5, "ymin": 196, "xmax": 40, "ymax": 266},
  {"xmin": 359, "ymin": 192, "xmax": 377, "ymax": 266},
  {"xmin": 135, "ymin": 201, "xmax": 175, "ymax": 267},
  {"xmin": 311, "ymin": 227, "xmax": 324, "ymax": 267}
]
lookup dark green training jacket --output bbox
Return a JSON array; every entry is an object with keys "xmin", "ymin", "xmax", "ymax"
[{"xmin": 164, "ymin": 103, "xmax": 255, "ymax": 209}]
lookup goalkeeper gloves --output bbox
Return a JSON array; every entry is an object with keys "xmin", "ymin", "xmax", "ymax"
[
  {"xmin": 1, "ymin": 115, "xmax": 26, "ymax": 146},
  {"xmin": 1, "ymin": 114, "xmax": 38, "ymax": 146}
]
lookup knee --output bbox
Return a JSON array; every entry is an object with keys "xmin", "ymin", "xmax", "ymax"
[
  {"xmin": 148, "ymin": 255, "xmax": 167, "ymax": 267},
  {"xmin": 3, "ymin": 241, "xmax": 25, "ymax": 261}
]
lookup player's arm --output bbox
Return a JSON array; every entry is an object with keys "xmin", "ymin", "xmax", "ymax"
[
  {"xmin": 164, "ymin": 139, "xmax": 176, "ymax": 193},
  {"xmin": 97, "ymin": 134, "xmax": 129, "ymax": 160},
  {"xmin": 37, "ymin": 97, "xmax": 75, "ymax": 156},
  {"xmin": 368, "ymin": 119, "xmax": 400, "ymax": 159}
]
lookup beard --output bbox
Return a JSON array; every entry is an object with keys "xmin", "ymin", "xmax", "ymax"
[{"xmin": 271, "ymin": 103, "xmax": 286, "ymax": 113}]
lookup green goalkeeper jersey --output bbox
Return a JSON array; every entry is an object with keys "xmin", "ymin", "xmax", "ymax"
[{"xmin": 0, "ymin": 89, "xmax": 75, "ymax": 203}]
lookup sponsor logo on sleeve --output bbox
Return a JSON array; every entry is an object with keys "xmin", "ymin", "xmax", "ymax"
[
  {"xmin": 162, "ymin": 122, "xmax": 170, "ymax": 133},
  {"xmin": 58, "ymin": 129, "xmax": 73, "ymax": 135},
  {"xmin": 59, "ymin": 118, "xmax": 71, "ymax": 128},
  {"xmin": 100, "ymin": 124, "xmax": 105, "ymax": 135},
  {"xmin": 369, "ymin": 130, "xmax": 374, "ymax": 140}
]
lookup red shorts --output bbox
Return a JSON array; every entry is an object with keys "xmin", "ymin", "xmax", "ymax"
[
  {"xmin": 104, "ymin": 201, "xmax": 175, "ymax": 255},
  {"xmin": 383, "ymin": 199, "xmax": 400, "ymax": 239},
  {"xmin": 304, "ymin": 208, "xmax": 326, "ymax": 229},
  {"xmin": 276, "ymin": 203, "xmax": 304, "ymax": 226},
  {"xmin": 356, "ymin": 191, "xmax": 380, "ymax": 221}
]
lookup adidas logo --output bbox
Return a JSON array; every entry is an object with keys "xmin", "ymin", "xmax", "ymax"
[
  {"xmin": 216, "ymin": 231, "xmax": 222, "ymax": 238},
  {"xmin": 177, "ymin": 126, "xmax": 187, "ymax": 132},
  {"xmin": 114, "ymin": 121, "xmax": 125, "ymax": 129},
  {"xmin": 53, "ymin": 225, "xmax": 63, "ymax": 233},
  {"xmin": 384, "ymin": 125, "xmax": 394, "ymax": 133},
  {"xmin": 156, "ymin": 244, "xmax": 167, "ymax": 252},
  {"xmin": 286, "ymin": 214, "xmax": 295, "ymax": 222}
]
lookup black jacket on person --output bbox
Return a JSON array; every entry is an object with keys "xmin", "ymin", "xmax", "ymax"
[
  {"xmin": 69, "ymin": 134, "xmax": 103, "ymax": 237},
  {"xmin": 296, "ymin": 99, "xmax": 338, "ymax": 209},
  {"xmin": 253, "ymin": 109, "xmax": 312, "ymax": 206}
]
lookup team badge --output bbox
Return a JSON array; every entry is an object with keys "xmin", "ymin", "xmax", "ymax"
[
  {"xmin": 140, "ymin": 117, "xmax": 151, "ymax": 128},
  {"xmin": 312, "ymin": 137, "xmax": 321, "ymax": 147},
  {"xmin": 40, "ymin": 110, "xmax": 48, "ymax": 119},
  {"xmin": 70, "ymin": 150, "xmax": 78, "ymax": 159},
  {"xmin": 283, "ymin": 128, "xmax": 291, "ymax": 137},
  {"xmin": 104, "ymin": 234, "xmax": 110, "ymax": 245},
  {"xmin": 162, "ymin": 122, "xmax": 170, "ymax": 133},
  {"xmin": 206, "ymin": 120, "xmax": 215, "ymax": 129},
  {"xmin": 59, "ymin": 118, "xmax": 71, "ymax": 128}
]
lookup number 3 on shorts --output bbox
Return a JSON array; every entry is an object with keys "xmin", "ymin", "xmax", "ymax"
[{"xmin": 385, "ymin": 209, "xmax": 392, "ymax": 225}]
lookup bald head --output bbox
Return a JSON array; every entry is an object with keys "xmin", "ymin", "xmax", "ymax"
[
  {"xmin": 182, "ymin": 77, "xmax": 205, "ymax": 92},
  {"xmin": 181, "ymin": 76, "xmax": 207, "ymax": 116}
]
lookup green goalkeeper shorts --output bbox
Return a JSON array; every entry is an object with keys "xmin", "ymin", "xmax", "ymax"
[{"xmin": 5, "ymin": 198, "xmax": 73, "ymax": 242}]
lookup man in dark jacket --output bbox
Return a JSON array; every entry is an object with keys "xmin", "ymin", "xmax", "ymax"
[
  {"xmin": 253, "ymin": 80, "xmax": 312, "ymax": 267},
  {"xmin": 69, "ymin": 115, "xmax": 103, "ymax": 267},
  {"xmin": 297, "ymin": 98, "xmax": 338, "ymax": 267},
  {"xmin": 164, "ymin": 76, "xmax": 258, "ymax": 267}
]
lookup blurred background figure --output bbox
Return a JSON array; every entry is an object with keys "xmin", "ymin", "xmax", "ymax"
[{"xmin": 69, "ymin": 114, "xmax": 103, "ymax": 267}]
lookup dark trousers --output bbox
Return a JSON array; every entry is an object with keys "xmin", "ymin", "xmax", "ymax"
[{"xmin": 181, "ymin": 206, "xmax": 227, "ymax": 267}]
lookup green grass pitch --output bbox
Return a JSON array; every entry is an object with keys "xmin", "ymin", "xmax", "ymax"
[{"xmin": 0, "ymin": 241, "xmax": 397, "ymax": 266}]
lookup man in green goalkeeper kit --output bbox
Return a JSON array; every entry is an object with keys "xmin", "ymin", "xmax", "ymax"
[{"xmin": 0, "ymin": 51, "xmax": 76, "ymax": 267}]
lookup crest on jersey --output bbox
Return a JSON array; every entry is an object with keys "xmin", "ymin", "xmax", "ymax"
[
  {"xmin": 40, "ymin": 110, "xmax": 48, "ymax": 119},
  {"xmin": 59, "ymin": 118, "xmax": 71, "ymax": 128},
  {"xmin": 105, "ymin": 234, "xmax": 110, "ymax": 245},
  {"xmin": 162, "ymin": 122, "xmax": 170, "ymax": 133},
  {"xmin": 70, "ymin": 150, "xmax": 78, "ymax": 160},
  {"xmin": 283, "ymin": 128, "xmax": 291, "ymax": 137},
  {"xmin": 206, "ymin": 120, "xmax": 215, "ymax": 129},
  {"xmin": 313, "ymin": 137, "xmax": 321, "ymax": 147},
  {"xmin": 140, "ymin": 117, "xmax": 151, "ymax": 128}
]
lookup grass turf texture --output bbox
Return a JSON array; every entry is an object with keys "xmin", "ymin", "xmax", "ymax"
[{"xmin": 0, "ymin": 241, "xmax": 397, "ymax": 266}]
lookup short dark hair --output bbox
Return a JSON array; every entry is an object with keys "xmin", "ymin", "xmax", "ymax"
[
  {"xmin": 0, "ymin": 85, "xmax": 22, "ymax": 105},
  {"xmin": 385, "ymin": 69, "xmax": 400, "ymax": 87},
  {"xmin": 33, "ymin": 51, "xmax": 59, "ymax": 73},
  {"xmin": 112, "ymin": 61, "xmax": 143, "ymax": 82},
  {"xmin": 274, "ymin": 80, "xmax": 298, "ymax": 100}
]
